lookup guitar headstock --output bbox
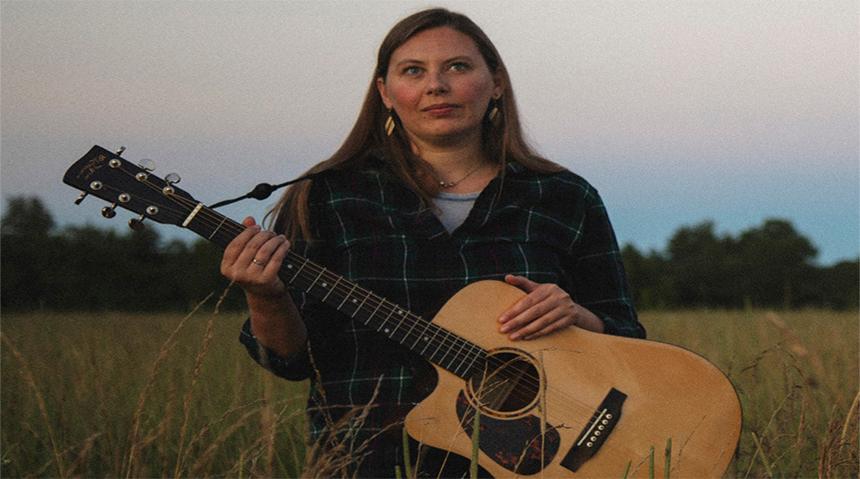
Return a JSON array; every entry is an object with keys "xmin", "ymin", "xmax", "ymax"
[{"xmin": 62, "ymin": 145, "xmax": 199, "ymax": 229}]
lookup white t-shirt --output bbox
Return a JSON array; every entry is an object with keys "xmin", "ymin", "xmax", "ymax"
[{"xmin": 432, "ymin": 191, "xmax": 481, "ymax": 233}]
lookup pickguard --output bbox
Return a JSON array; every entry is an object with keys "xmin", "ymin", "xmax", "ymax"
[{"xmin": 455, "ymin": 391, "xmax": 560, "ymax": 475}]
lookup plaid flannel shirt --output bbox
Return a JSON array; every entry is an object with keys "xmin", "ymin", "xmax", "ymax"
[{"xmin": 239, "ymin": 159, "xmax": 645, "ymax": 473}]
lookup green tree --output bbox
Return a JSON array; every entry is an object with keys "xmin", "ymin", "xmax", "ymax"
[
  {"xmin": 736, "ymin": 219, "xmax": 817, "ymax": 308},
  {"xmin": 1, "ymin": 197, "xmax": 57, "ymax": 309},
  {"xmin": 621, "ymin": 244, "xmax": 675, "ymax": 309},
  {"xmin": 666, "ymin": 221, "xmax": 741, "ymax": 307},
  {"xmin": 808, "ymin": 258, "xmax": 859, "ymax": 310}
]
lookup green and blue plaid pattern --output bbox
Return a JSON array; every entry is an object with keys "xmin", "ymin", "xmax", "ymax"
[{"xmin": 240, "ymin": 159, "xmax": 645, "ymax": 474}]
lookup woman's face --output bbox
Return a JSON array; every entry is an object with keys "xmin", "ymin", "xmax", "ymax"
[{"xmin": 377, "ymin": 27, "xmax": 502, "ymax": 151}]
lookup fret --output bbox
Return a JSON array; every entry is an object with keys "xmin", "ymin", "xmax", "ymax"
[
  {"xmin": 289, "ymin": 257, "xmax": 309, "ymax": 283},
  {"xmin": 343, "ymin": 288, "xmax": 365, "ymax": 317},
  {"xmin": 388, "ymin": 308, "xmax": 407, "ymax": 336},
  {"xmin": 458, "ymin": 341, "xmax": 484, "ymax": 377},
  {"xmin": 459, "ymin": 350, "xmax": 481, "ymax": 378},
  {"xmin": 397, "ymin": 314, "xmax": 420, "ymax": 345},
  {"xmin": 449, "ymin": 340, "xmax": 484, "ymax": 378},
  {"xmin": 435, "ymin": 333, "xmax": 454, "ymax": 366},
  {"xmin": 366, "ymin": 297, "xmax": 384, "ymax": 326},
  {"xmin": 376, "ymin": 302, "xmax": 397, "ymax": 334},
  {"xmin": 321, "ymin": 276, "xmax": 341, "ymax": 302},
  {"xmin": 411, "ymin": 321, "xmax": 433, "ymax": 350},
  {"xmin": 452, "ymin": 346, "xmax": 475, "ymax": 377},
  {"xmin": 352, "ymin": 290, "xmax": 372, "ymax": 318},
  {"xmin": 447, "ymin": 338, "xmax": 469, "ymax": 375},
  {"xmin": 420, "ymin": 324, "xmax": 442, "ymax": 355},
  {"xmin": 207, "ymin": 216, "xmax": 228, "ymax": 240},
  {"xmin": 306, "ymin": 268, "xmax": 326, "ymax": 293},
  {"xmin": 182, "ymin": 211, "xmax": 236, "ymax": 250},
  {"xmin": 337, "ymin": 284, "xmax": 358, "ymax": 309}
]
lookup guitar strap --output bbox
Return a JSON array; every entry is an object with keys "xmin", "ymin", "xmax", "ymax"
[
  {"xmin": 209, "ymin": 172, "xmax": 324, "ymax": 209},
  {"xmin": 211, "ymin": 149, "xmax": 384, "ymax": 209}
]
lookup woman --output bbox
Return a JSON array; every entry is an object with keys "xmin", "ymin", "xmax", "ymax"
[{"xmin": 221, "ymin": 8, "xmax": 645, "ymax": 477}]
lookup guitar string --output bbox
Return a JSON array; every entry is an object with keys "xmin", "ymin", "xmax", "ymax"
[
  {"xmin": 110, "ymin": 168, "xmax": 615, "ymax": 418},
  {"xmin": 121, "ymin": 174, "xmax": 499, "ymax": 375},
  {"xmin": 111, "ymin": 170, "xmax": 601, "ymax": 417},
  {"xmin": 108, "ymin": 170, "xmax": 594, "ymax": 416},
  {"xmin": 104, "ymin": 170, "xmax": 652, "ymax": 465},
  {"xmin": 110, "ymin": 172, "xmax": 498, "ymax": 379}
]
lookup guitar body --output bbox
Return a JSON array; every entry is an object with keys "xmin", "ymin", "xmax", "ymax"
[{"xmin": 406, "ymin": 280, "xmax": 741, "ymax": 478}]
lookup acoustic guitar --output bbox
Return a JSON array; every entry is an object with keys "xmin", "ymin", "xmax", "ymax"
[{"xmin": 63, "ymin": 145, "xmax": 741, "ymax": 478}]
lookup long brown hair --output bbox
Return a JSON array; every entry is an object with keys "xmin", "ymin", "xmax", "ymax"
[{"xmin": 271, "ymin": 7, "xmax": 562, "ymax": 239}]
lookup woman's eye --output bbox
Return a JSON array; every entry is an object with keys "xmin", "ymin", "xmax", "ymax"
[
  {"xmin": 449, "ymin": 62, "xmax": 470, "ymax": 72},
  {"xmin": 402, "ymin": 66, "xmax": 422, "ymax": 76}
]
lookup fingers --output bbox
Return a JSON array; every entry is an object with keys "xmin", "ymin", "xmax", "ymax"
[
  {"xmin": 221, "ymin": 218, "xmax": 261, "ymax": 271},
  {"xmin": 499, "ymin": 277, "xmax": 576, "ymax": 341},
  {"xmin": 499, "ymin": 277, "xmax": 553, "ymax": 324},
  {"xmin": 237, "ymin": 230, "xmax": 283, "ymax": 269},
  {"xmin": 507, "ymin": 309, "xmax": 574, "ymax": 340},
  {"xmin": 261, "ymin": 235, "xmax": 291, "ymax": 277},
  {"xmin": 220, "ymin": 217, "xmax": 291, "ymax": 297},
  {"xmin": 504, "ymin": 274, "xmax": 539, "ymax": 292}
]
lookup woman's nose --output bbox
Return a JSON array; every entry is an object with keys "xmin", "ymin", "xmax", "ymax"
[{"xmin": 425, "ymin": 71, "xmax": 450, "ymax": 95}]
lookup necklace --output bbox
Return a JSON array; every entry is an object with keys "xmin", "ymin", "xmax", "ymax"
[{"xmin": 431, "ymin": 161, "xmax": 486, "ymax": 188}]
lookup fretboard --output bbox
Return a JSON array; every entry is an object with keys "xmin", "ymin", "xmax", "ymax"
[{"xmin": 184, "ymin": 202, "xmax": 487, "ymax": 379}]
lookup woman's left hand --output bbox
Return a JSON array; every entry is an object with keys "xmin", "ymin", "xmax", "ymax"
[{"xmin": 498, "ymin": 275, "xmax": 605, "ymax": 340}]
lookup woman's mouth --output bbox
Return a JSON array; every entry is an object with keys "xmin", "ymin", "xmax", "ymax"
[{"xmin": 422, "ymin": 103, "xmax": 459, "ymax": 115}]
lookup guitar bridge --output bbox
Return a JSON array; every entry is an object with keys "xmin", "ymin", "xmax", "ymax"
[{"xmin": 560, "ymin": 388, "xmax": 627, "ymax": 472}]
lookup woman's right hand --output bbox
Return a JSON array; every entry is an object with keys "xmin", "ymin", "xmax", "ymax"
[{"xmin": 220, "ymin": 216, "xmax": 292, "ymax": 299}]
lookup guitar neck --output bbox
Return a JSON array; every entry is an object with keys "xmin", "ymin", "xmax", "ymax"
[{"xmin": 184, "ymin": 202, "xmax": 485, "ymax": 379}]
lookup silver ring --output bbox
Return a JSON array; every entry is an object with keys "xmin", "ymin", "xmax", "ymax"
[{"xmin": 251, "ymin": 258, "xmax": 266, "ymax": 266}]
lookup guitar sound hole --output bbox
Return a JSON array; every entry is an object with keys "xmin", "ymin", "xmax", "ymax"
[{"xmin": 467, "ymin": 350, "xmax": 541, "ymax": 416}]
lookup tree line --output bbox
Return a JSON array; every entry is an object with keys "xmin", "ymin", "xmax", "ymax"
[{"xmin": 1, "ymin": 196, "xmax": 857, "ymax": 311}]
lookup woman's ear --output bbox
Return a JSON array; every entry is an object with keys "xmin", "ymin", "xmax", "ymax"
[
  {"xmin": 492, "ymin": 72, "xmax": 504, "ymax": 100},
  {"xmin": 376, "ymin": 77, "xmax": 393, "ymax": 110}
]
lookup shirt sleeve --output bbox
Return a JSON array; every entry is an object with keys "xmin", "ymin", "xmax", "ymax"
[
  {"xmin": 238, "ymin": 177, "xmax": 342, "ymax": 380},
  {"xmin": 239, "ymin": 317, "xmax": 312, "ymax": 380},
  {"xmin": 568, "ymin": 187, "xmax": 646, "ymax": 339}
]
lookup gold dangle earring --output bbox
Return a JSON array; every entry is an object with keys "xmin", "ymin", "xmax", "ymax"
[
  {"xmin": 385, "ymin": 110, "xmax": 396, "ymax": 136},
  {"xmin": 488, "ymin": 98, "xmax": 500, "ymax": 123}
]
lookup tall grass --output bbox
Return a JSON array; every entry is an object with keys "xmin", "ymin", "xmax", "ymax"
[
  {"xmin": 2, "ymin": 307, "xmax": 857, "ymax": 477},
  {"xmin": 642, "ymin": 310, "xmax": 858, "ymax": 478},
  {"xmin": 1, "ymin": 304, "xmax": 308, "ymax": 477}
]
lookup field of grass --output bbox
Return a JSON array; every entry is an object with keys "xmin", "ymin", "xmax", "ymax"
[{"xmin": 2, "ymin": 304, "xmax": 857, "ymax": 478}]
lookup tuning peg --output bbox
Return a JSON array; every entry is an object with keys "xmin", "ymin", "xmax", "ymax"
[
  {"xmin": 101, "ymin": 204, "xmax": 117, "ymax": 219},
  {"xmin": 128, "ymin": 214, "xmax": 146, "ymax": 231},
  {"xmin": 165, "ymin": 173, "xmax": 181, "ymax": 185},
  {"xmin": 137, "ymin": 158, "xmax": 155, "ymax": 172},
  {"xmin": 74, "ymin": 146, "xmax": 126, "ymax": 205}
]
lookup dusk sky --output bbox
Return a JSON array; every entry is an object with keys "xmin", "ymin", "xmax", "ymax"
[{"xmin": 2, "ymin": 0, "xmax": 857, "ymax": 264}]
